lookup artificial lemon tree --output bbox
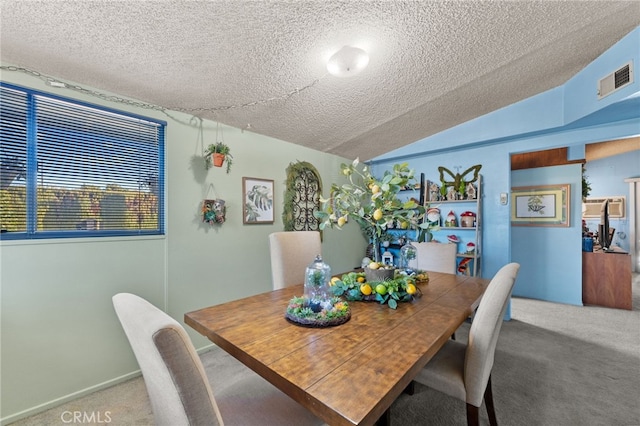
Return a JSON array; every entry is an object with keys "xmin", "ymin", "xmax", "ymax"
[{"xmin": 315, "ymin": 159, "xmax": 430, "ymax": 262}]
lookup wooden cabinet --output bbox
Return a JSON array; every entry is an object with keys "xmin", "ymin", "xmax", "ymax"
[{"xmin": 582, "ymin": 250, "xmax": 632, "ymax": 310}]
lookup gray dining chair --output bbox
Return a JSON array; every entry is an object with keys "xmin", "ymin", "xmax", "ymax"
[
  {"xmin": 113, "ymin": 293, "xmax": 324, "ymax": 426},
  {"xmin": 269, "ymin": 231, "xmax": 321, "ymax": 289},
  {"xmin": 412, "ymin": 262, "xmax": 520, "ymax": 426},
  {"xmin": 410, "ymin": 241, "xmax": 457, "ymax": 274}
]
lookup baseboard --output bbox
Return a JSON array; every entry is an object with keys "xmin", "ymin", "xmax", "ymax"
[
  {"xmin": 1, "ymin": 343, "xmax": 218, "ymax": 425},
  {"xmin": 194, "ymin": 342, "xmax": 217, "ymax": 354},
  {"xmin": 0, "ymin": 370, "xmax": 141, "ymax": 426}
]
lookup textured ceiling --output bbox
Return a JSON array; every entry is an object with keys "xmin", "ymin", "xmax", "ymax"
[{"xmin": 1, "ymin": 1, "xmax": 639, "ymax": 161}]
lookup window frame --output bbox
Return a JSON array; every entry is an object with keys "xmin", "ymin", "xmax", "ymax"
[{"xmin": 0, "ymin": 82, "xmax": 166, "ymax": 240}]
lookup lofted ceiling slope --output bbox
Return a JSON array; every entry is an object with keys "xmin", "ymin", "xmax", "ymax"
[{"xmin": 1, "ymin": 1, "xmax": 639, "ymax": 161}]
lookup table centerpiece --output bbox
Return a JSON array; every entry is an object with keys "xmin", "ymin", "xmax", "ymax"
[
  {"xmin": 315, "ymin": 159, "xmax": 434, "ymax": 263},
  {"xmin": 329, "ymin": 268, "xmax": 429, "ymax": 309},
  {"xmin": 285, "ymin": 255, "xmax": 352, "ymax": 327}
]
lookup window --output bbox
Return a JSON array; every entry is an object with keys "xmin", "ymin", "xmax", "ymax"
[{"xmin": 0, "ymin": 83, "xmax": 165, "ymax": 239}]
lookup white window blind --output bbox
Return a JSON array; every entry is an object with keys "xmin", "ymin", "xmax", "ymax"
[{"xmin": 0, "ymin": 83, "xmax": 165, "ymax": 239}]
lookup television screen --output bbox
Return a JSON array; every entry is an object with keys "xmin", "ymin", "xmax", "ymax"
[{"xmin": 599, "ymin": 199, "xmax": 611, "ymax": 250}]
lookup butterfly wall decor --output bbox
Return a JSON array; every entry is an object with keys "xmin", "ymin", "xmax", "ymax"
[{"xmin": 437, "ymin": 164, "xmax": 482, "ymax": 199}]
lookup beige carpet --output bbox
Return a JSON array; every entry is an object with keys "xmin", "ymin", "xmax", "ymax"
[{"xmin": 8, "ymin": 274, "xmax": 640, "ymax": 426}]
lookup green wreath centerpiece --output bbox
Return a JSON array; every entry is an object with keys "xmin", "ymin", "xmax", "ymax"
[
  {"xmin": 285, "ymin": 296, "xmax": 351, "ymax": 328},
  {"xmin": 329, "ymin": 269, "xmax": 428, "ymax": 310}
]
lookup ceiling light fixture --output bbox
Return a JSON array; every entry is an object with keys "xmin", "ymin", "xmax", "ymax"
[{"xmin": 326, "ymin": 46, "xmax": 369, "ymax": 78}]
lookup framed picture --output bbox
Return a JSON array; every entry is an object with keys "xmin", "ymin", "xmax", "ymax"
[
  {"xmin": 243, "ymin": 177, "xmax": 274, "ymax": 224},
  {"xmin": 511, "ymin": 184, "xmax": 570, "ymax": 227}
]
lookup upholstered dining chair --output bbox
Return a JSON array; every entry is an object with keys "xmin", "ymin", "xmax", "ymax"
[
  {"xmin": 113, "ymin": 293, "xmax": 324, "ymax": 426},
  {"xmin": 410, "ymin": 241, "xmax": 458, "ymax": 274},
  {"xmin": 269, "ymin": 231, "xmax": 321, "ymax": 290},
  {"xmin": 412, "ymin": 262, "xmax": 520, "ymax": 426}
]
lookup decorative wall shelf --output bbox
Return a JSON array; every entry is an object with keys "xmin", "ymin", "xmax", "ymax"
[{"xmin": 387, "ymin": 173, "xmax": 482, "ymax": 277}]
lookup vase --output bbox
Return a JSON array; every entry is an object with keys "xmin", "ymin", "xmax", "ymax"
[{"xmin": 371, "ymin": 234, "xmax": 382, "ymax": 263}]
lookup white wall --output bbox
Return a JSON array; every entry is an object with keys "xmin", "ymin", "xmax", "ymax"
[{"xmin": 0, "ymin": 68, "xmax": 365, "ymax": 423}]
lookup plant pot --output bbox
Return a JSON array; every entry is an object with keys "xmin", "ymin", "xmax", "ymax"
[
  {"xmin": 212, "ymin": 153, "xmax": 225, "ymax": 168},
  {"xmin": 365, "ymin": 266, "xmax": 395, "ymax": 283}
]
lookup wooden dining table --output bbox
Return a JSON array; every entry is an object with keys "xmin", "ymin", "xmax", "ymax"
[{"xmin": 185, "ymin": 270, "xmax": 490, "ymax": 426}]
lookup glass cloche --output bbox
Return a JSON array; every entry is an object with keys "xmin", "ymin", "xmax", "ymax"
[
  {"xmin": 304, "ymin": 255, "xmax": 331, "ymax": 313},
  {"xmin": 400, "ymin": 239, "xmax": 417, "ymax": 274}
]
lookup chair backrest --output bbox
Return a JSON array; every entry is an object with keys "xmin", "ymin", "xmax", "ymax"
[
  {"xmin": 463, "ymin": 263, "xmax": 520, "ymax": 406},
  {"xmin": 269, "ymin": 231, "xmax": 322, "ymax": 289},
  {"xmin": 410, "ymin": 242, "xmax": 457, "ymax": 274},
  {"xmin": 112, "ymin": 293, "xmax": 224, "ymax": 426}
]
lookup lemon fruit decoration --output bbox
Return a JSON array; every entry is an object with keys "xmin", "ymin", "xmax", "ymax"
[
  {"xmin": 375, "ymin": 284, "xmax": 387, "ymax": 295},
  {"xmin": 328, "ymin": 271, "xmax": 423, "ymax": 309},
  {"xmin": 360, "ymin": 283, "xmax": 372, "ymax": 296}
]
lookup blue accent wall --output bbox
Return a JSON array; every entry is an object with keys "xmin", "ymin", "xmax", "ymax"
[
  {"xmin": 511, "ymin": 164, "xmax": 583, "ymax": 305},
  {"xmin": 583, "ymin": 149, "xmax": 640, "ymax": 253},
  {"xmin": 371, "ymin": 26, "xmax": 640, "ymax": 308},
  {"xmin": 371, "ymin": 148, "xmax": 512, "ymax": 281}
]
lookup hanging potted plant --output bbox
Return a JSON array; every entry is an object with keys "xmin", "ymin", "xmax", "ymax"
[{"xmin": 204, "ymin": 142, "xmax": 233, "ymax": 174}]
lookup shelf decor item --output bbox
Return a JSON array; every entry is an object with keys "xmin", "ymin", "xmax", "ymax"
[
  {"xmin": 437, "ymin": 164, "xmax": 482, "ymax": 200},
  {"xmin": 445, "ymin": 210, "xmax": 457, "ymax": 227},
  {"xmin": 425, "ymin": 173, "xmax": 482, "ymax": 277},
  {"xmin": 426, "ymin": 208, "xmax": 441, "ymax": 226},
  {"xmin": 461, "ymin": 211, "xmax": 476, "ymax": 227},
  {"xmin": 315, "ymin": 159, "xmax": 434, "ymax": 262},
  {"xmin": 381, "ymin": 250, "xmax": 394, "ymax": 266}
]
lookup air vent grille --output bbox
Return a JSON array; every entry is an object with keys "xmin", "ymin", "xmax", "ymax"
[
  {"xmin": 598, "ymin": 61, "xmax": 633, "ymax": 99},
  {"xmin": 614, "ymin": 64, "xmax": 630, "ymax": 88}
]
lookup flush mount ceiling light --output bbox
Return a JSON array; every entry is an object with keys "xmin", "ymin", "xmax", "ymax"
[{"xmin": 326, "ymin": 46, "xmax": 369, "ymax": 77}]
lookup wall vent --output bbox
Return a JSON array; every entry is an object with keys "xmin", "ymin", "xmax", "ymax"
[
  {"xmin": 582, "ymin": 196, "xmax": 626, "ymax": 218},
  {"xmin": 598, "ymin": 61, "xmax": 633, "ymax": 99}
]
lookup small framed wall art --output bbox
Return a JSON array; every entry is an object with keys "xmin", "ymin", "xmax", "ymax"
[
  {"xmin": 243, "ymin": 177, "xmax": 274, "ymax": 224},
  {"xmin": 511, "ymin": 184, "xmax": 570, "ymax": 227}
]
